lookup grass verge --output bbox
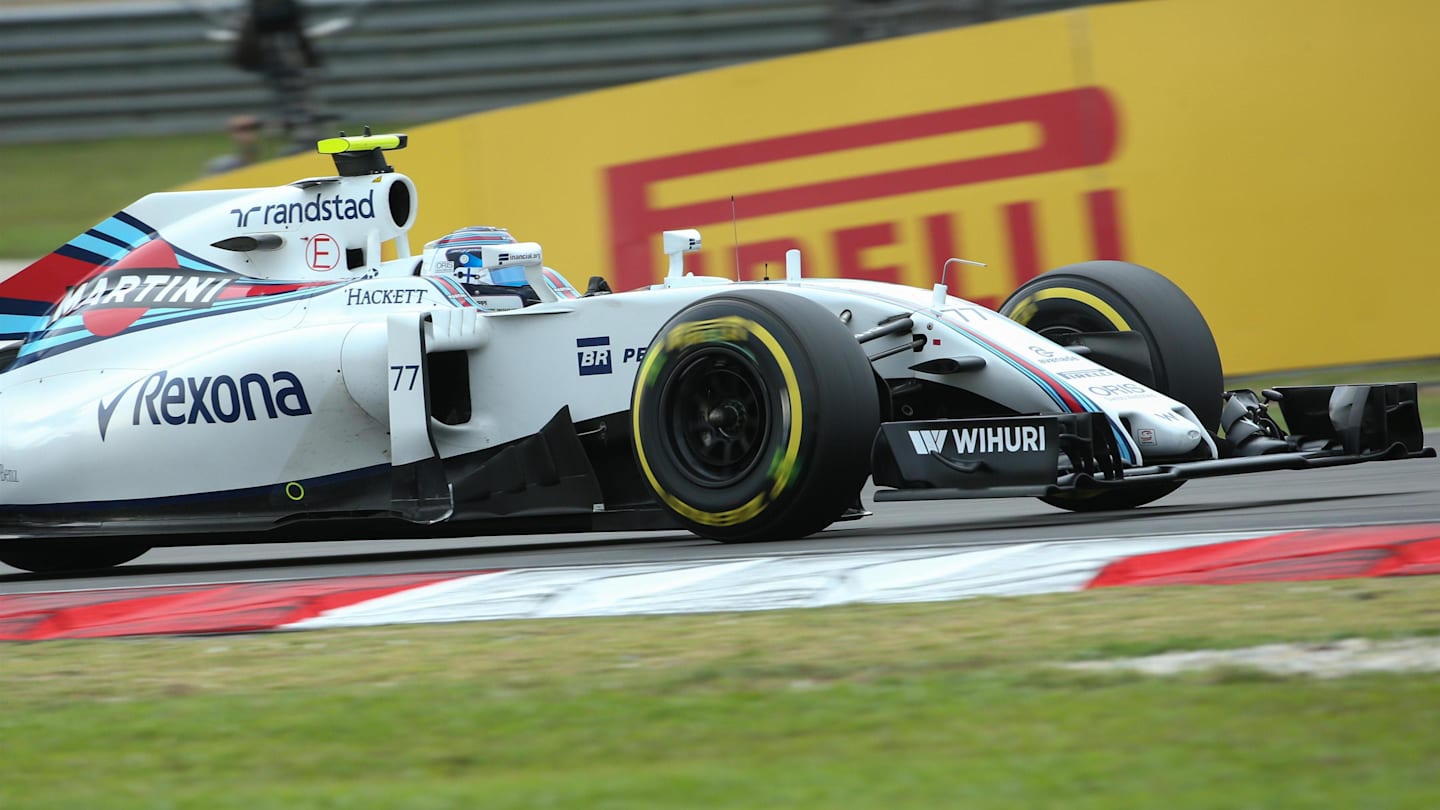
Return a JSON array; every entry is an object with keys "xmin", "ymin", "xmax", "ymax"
[
  {"xmin": 3, "ymin": 576, "xmax": 1439, "ymax": 808},
  {"xmin": 0, "ymin": 134, "xmax": 235, "ymax": 258},
  {"xmin": 0, "ymin": 128, "xmax": 396, "ymax": 258}
]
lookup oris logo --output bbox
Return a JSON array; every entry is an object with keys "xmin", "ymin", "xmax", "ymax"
[{"xmin": 1087, "ymin": 383, "xmax": 1149, "ymax": 398}]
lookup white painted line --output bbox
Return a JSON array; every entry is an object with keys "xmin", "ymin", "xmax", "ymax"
[{"xmin": 289, "ymin": 532, "xmax": 1258, "ymax": 630}]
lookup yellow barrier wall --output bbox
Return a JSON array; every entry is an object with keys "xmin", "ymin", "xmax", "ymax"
[{"xmin": 201, "ymin": 0, "xmax": 1440, "ymax": 374}]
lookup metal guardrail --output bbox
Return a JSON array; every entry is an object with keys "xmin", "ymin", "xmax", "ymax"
[{"xmin": 0, "ymin": 0, "xmax": 1111, "ymax": 144}]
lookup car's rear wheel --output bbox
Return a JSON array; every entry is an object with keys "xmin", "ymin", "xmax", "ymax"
[
  {"xmin": 1000, "ymin": 261, "xmax": 1223, "ymax": 512},
  {"xmin": 632, "ymin": 290, "xmax": 879, "ymax": 541},
  {"xmin": 0, "ymin": 540, "xmax": 151, "ymax": 573}
]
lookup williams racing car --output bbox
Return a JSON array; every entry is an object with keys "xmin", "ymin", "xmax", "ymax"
[{"xmin": 0, "ymin": 134, "xmax": 1429, "ymax": 572}]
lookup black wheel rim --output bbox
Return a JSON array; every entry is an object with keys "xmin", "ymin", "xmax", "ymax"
[
  {"xmin": 1036, "ymin": 323, "xmax": 1087, "ymax": 342},
  {"xmin": 1021, "ymin": 301, "xmax": 1119, "ymax": 348},
  {"xmin": 662, "ymin": 346, "xmax": 770, "ymax": 488},
  {"xmin": 1026, "ymin": 307, "xmax": 1117, "ymax": 337}
]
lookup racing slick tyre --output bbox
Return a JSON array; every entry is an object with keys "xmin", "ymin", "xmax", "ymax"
[
  {"xmin": 0, "ymin": 540, "xmax": 150, "ymax": 573},
  {"xmin": 632, "ymin": 290, "xmax": 880, "ymax": 542},
  {"xmin": 1000, "ymin": 261, "xmax": 1223, "ymax": 512}
]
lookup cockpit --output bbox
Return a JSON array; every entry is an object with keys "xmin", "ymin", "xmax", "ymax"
[{"xmin": 420, "ymin": 225, "xmax": 581, "ymax": 309}]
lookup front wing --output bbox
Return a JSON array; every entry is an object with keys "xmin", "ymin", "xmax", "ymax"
[{"xmin": 871, "ymin": 383, "xmax": 1434, "ymax": 501}]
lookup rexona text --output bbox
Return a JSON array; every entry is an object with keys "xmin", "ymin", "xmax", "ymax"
[
  {"xmin": 231, "ymin": 190, "xmax": 376, "ymax": 228},
  {"xmin": 98, "ymin": 370, "xmax": 311, "ymax": 440}
]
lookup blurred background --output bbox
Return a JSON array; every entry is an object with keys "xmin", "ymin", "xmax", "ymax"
[
  {"xmin": 1, "ymin": 0, "xmax": 1437, "ymax": 376},
  {"xmin": 0, "ymin": 0, "xmax": 1109, "ymax": 145}
]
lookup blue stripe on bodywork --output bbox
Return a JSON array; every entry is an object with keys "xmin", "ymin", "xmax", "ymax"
[
  {"xmin": 930, "ymin": 320, "xmax": 1138, "ymax": 464},
  {"xmin": 67, "ymin": 233, "xmax": 134, "ymax": 262},
  {"xmin": 0, "ymin": 313, "xmax": 48, "ymax": 338},
  {"xmin": 959, "ymin": 339, "xmax": 1137, "ymax": 464}
]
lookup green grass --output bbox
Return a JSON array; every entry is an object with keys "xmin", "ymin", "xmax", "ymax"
[
  {"xmin": 0, "ymin": 128, "xmax": 401, "ymax": 258},
  {"xmin": 1229, "ymin": 360, "xmax": 1440, "ymax": 389},
  {"xmin": 0, "ymin": 134, "xmax": 237, "ymax": 257},
  {"xmin": 3, "ymin": 577, "xmax": 1440, "ymax": 808}
]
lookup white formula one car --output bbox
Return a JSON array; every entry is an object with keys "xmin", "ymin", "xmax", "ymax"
[{"xmin": 0, "ymin": 134, "xmax": 1428, "ymax": 572}]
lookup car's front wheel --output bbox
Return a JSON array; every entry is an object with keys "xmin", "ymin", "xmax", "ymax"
[
  {"xmin": 631, "ymin": 290, "xmax": 879, "ymax": 541},
  {"xmin": 1000, "ymin": 261, "xmax": 1223, "ymax": 512}
]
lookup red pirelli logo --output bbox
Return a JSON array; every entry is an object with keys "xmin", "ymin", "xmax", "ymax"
[{"xmin": 605, "ymin": 87, "xmax": 1126, "ymax": 304}]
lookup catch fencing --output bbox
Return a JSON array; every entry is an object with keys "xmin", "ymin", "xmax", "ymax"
[{"xmin": 0, "ymin": 0, "xmax": 1105, "ymax": 143}]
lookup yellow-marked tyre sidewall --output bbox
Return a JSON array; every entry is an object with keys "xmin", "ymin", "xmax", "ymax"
[
  {"xmin": 632, "ymin": 314, "xmax": 802, "ymax": 529},
  {"xmin": 631, "ymin": 291, "xmax": 879, "ymax": 542},
  {"xmin": 1004, "ymin": 286, "xmax": 1132, "ymax": 334}
]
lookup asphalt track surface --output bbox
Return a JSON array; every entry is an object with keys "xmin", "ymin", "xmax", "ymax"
[{"xmin": 2, "ymin": 436, "xmax": 1436, "ymax": 594}]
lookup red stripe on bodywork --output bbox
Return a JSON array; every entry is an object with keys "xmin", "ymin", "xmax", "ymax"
[
  {"xmin": 0, "ymin": 253, "xmax": 104, "ymax": 304},
  {"xmin": 82, "ymin": 307, "xmax": 147, "ymax": 337},
  {"xmin": 108, "ymin": 237, "xmax": 178, "ymax": 272},
  {"xmin": 0, "ymin": 570, "xmax": 491, "ymax": 640},
  {"xmin": 218, "ymin": 281, "xmax": 337, "ymax": 300},
  {"xmin": 956, "ymin": 325, "xmax": 1086, "ymax": 413},
  {"xmin": 1087, "ymin": 524, "xmax": 1440, "ymax": 588}
]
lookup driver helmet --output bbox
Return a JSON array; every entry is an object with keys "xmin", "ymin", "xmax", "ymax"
[
  {"xmin": 422, "ymin": 226, "xmax": 540, "ymax": 305},
  {"xmin": 423, "ymin": 226, "xmax": 516, "ymax": 283}
]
